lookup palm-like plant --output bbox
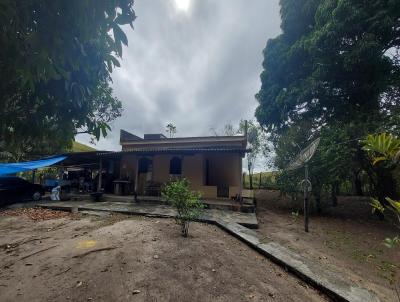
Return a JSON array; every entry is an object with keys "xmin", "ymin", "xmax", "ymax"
[{"xmin": 364, "ymin": 133, "xmax": 400, "ymax": 247}]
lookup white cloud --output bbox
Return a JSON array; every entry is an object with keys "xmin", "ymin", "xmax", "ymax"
[{"xmin": 76, "ymin": 0, "xmax": 281, "ymax": 154}]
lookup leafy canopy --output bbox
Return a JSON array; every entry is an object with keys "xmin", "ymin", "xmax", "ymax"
[
  {"xmin": 256, "ymin": 0, "xmax": 400, "ymax": 205},
  {"xmin": 0, "ymin": 0, "xmax": 136, "ymax": 160},
  {"xmin": 256, "ymin": 0, "xmax": 400, "ymax": 136}
]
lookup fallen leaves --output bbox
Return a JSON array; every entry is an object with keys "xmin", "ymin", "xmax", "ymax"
[{"xmin": 0, "ymin": 208, "xmax": 74, "ymax": 221}]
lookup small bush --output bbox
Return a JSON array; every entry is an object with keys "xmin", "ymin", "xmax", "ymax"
[{"xmin": 162, "ymin": 179, "xmax": 203, "ymax": 237}]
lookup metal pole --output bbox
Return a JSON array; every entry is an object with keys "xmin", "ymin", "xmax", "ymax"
[
  {"xmin": 304, "ymin": 164, "xmax": 309, "ymax": 232},
  {"xmin": 32, "ymin": 169, "xmax": 36, "ymax": 184}
]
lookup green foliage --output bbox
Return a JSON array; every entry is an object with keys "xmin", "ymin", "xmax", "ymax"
[
  {"xmin": 370, "ymin": 198, "xmax": 386, "ymax": 215},
  {"xmin": 71, "ymin": 141, "xmax": 96, "ymax": 152},
  {"xmin": 165, "ymin": 123, "xmax": 177, "ymax": 138},
  {"xmin": 243, "ymin": 171, "xmax": 278, "ymax": 189},
  {"xmin": 364, "ymin": 134, "xmax": 400, "ymax": 248},
  {"xmin": 383, "ymin": 237, "xmax": 400, "ymax": 249},
  {"xmin": 363, "ymin": 133, "xmax": 400, "ymax": 166},
  {"xmin": 256, "ymin": 0, "xmax": 399, "ymax": 136},
  {"xmin": 0, "ymin": 0, "xmax": 136, "ymax": 160},
  {"xmin": 162, "ymin": 179, "xmax": 203, "ymax": 237},
  {"xmin": 256, "ymin": 0, "xmax": 400, "ymax": 213}
]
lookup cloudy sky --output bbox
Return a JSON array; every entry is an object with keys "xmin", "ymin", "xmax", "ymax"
[{"xmin": 77, "ymin": 0, "xmax": 281, "ymax": 151}]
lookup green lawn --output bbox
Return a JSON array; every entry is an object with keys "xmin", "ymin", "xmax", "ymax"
[{"xmin": 71, "ymin": 141, "xmax": 96, "ymax": 152}]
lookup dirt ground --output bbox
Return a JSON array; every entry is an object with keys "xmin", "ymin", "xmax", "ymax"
[
  {"xmin": 255, "ymin": 189, "xmax": 400, "ymax": 302},
  {"xmin": 0, "ymin": 209, "xmax": 327, "ymax": 302}
]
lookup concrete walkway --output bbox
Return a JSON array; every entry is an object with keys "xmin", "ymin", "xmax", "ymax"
[
  {"xmin": 36, "ymin": 200, "xmax": 380, "ymax": 302},
  {"xmin": 36, "ymin": 200, "xmax": 258, "ymax": 228},
  {"xmin": 216, "ymin": 220, "xmax": 380, "ymax": 302}
]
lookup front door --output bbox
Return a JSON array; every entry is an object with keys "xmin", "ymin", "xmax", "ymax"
[{"xmin": 137, "ymin": 157, "xmax": 152, "ymax": 195}]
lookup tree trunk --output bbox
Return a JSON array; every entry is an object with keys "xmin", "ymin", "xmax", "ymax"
[
  {"xmin": 353, "ymin": 171, "xmax": 363, "ymax": 196},
  {"xmin": 181, "ymin": 221, "xmax": 189, "ymax": 237},
  {"xmin": 248, "ymin": 162, "xmax": 253, "ymax": 190},
  {"xmin": 331, "ymin": 183, "xmax": 339, "ymax": 207},
  {"xmin": 315, "ymin": 195, "xmax": 322, "ymax": 213}
]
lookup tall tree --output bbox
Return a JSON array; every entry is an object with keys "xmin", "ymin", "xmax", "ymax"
[
  {"xmin": 256, "ymin": 0, "xmax": 400, "ymax": 136},
  {"xmin": 256, "ymin": 0, "xmax": 400, "ymax": 202},
  {"xmin": 166, "ymin": 123, "xmax": 177, "ymax": 138},
  {"xmin": 0, "ymin": 0, "xmax": 136, "ymax": 160}
]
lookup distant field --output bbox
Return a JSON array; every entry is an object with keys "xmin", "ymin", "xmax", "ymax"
[{"xmin": 244, "ymin": 171, "xmax": 278, "ymax": 189}]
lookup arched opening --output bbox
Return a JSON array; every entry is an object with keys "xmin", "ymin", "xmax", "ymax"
[
  {"xmin": 138, "ymin": 157, "xmax": 152, "ymax": 173},
  {"xmin": 169, "ymin": 157, "xmax": 182, "ymax": 175}
]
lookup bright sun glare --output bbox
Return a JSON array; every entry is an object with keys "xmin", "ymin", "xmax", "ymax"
[{"xmin": 174, "ymin": 0, "xmax": 190, "ymax": 11}]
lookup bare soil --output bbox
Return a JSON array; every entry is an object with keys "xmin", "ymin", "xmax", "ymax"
[
  {"xmin": 255, "ymin": 189, "xmax": 400, "ymax": 302},
  {"xmin": 0, "ymin": 210, "xmax": 327, "ymax": 302}
]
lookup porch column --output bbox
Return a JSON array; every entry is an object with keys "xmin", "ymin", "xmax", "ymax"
[
  {"xmin": 98, "ymin": 158, "xmax": 103, "ymax": 192},
  {"xmin": 134, "ymin": 157, "xmax": 139, "ymax": 193},
  {"xmin": 239, "ymin": 156, "xmax": 243, "ymax": 200}
]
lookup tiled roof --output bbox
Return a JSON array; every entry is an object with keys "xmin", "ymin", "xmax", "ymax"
[{"xmin": 99, "ymin": 146, "xmax": 249, "ymax": 157}]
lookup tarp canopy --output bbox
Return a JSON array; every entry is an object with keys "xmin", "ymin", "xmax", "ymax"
[{"xmin": 0, "ymin": 156, "xmax": 66, "ymax": 175}]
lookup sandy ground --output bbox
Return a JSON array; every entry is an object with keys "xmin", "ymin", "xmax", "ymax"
[
  {"xmin": 255, "ymin": 190, "xmax": 400, "ymax": 302},
  {"xmin": 0, "ymin": 211, "xmax": 327, "ymax": 302}
]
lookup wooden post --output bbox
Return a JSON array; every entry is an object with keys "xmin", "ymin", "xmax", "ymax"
[{"xmin": 98, "ymin": 158, "xmax": 103, "ymax": 192}]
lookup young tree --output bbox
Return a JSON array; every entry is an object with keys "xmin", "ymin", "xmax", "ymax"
[
  {"xmin": 162, "ymin": 179, "xmax": 203, "ymax": 237},
  {"xmin": 166, "ymin": 123, "xmax": 177, "ymax": 138},
  {"xmin": 0, "ymin": 1, "xmax": 136, "ymax": 160}
]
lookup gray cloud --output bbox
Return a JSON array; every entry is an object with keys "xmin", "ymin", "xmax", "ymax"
[{"xmin": 77, "ymin": 0, "xmax": 281, "ymax": 150}]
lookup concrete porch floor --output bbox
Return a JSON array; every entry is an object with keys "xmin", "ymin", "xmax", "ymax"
[
  {"xmin": 68, "ymin": 193, "xmax": 255, "ymax": 212},
  {"xmin": 36, "ymin": 200, "xmax": 258, "ymax": 228}
]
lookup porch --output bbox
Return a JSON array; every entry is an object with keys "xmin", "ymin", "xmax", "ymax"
[
  {"xmin": 36, "ymin": 199, "xmax": 258, "ymax": 228},
  {"xmin": 105, "ymin": 151, "xmax": 244, "ymax": 200},
  {"xmin": 68, "ymin": 192, "xmax": 255, "ymax": 213}
]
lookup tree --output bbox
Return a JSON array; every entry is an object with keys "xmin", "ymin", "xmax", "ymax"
[
  {"xmin": 255, "ymin": 0, "xmax": 400, "ymax": 205},
  {"xmin": 239, "ymin": 120, "xmax": 262, "ymax": 190},
  {"xmin": 223, "ymin": 123, "xmax": 236, "ymax": 136},
  {"xmin": 166, "ymin": 123, "xmax": 177, "ymax": 138},
  {"xmin": 162, "ymin": 179, "xmax": 203, "ymax": 237},
  {"xmin": 0, "ymin": 0, "xmax": 136, "ymax": 160},
  {"xmin": 256, "ymin": 0, "xmax": 399, "ymax": 136}
]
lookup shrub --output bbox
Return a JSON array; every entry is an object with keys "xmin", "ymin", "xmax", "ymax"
[{"xmin": 162, "ymin": 179, "xmax": 203, "ymax": 237}]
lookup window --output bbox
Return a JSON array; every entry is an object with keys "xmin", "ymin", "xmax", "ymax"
[
  {"xmin": 138, "ymin": 158, "xmax": 152, "ymax": 173},
  {"xmin": 169, "ymin": 157, "xmax": 182, "ymax": 175}
]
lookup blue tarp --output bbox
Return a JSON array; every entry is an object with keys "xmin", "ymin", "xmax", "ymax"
[{"xmin": 0, "ymin": 156, "xmax": 66, "ymax": 175}]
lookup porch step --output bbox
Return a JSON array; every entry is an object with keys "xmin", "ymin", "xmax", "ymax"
[{"xmin": 202, "ymin": 199, "xmax": 255, "ymax": 213}]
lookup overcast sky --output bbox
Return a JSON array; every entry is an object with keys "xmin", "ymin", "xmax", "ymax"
[{"xmin": 77, "ymin": 0, "xmax": 281, "ymax": 151}]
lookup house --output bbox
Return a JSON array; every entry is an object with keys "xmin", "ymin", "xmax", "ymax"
[{"xmin": 101, "ymin": 129, "xmax": 248, "ymax": 199}]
